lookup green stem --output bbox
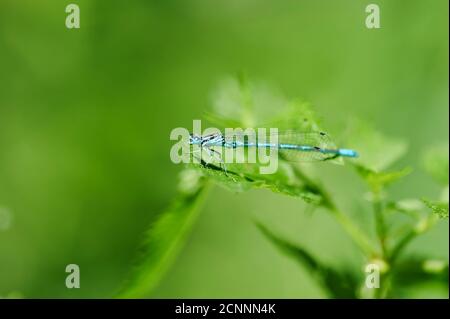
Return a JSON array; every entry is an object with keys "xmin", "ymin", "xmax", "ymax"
[
  {"xmin": 331, "ymin": 208, "xmax": 377, "ymax": 257},
  {"xmin": 373, "ymin": 198, "xmax": 388, "ymax": 257},
  {"xmin": 290, "ymin": 164, "xmax": 377, "ymax": 256},
  {"xmin": 389, "ymin": 229, "xmax": 417, "ymax": 265},
  {"xmin": 370, "ymin": 192, "xmax": 389, "ymax": 298},
  {"xmin": 389, "ymin": 214, "xmax": 438, "ymax": 265},
  {"xmin": 377, "ymin": 273, "xmax": 392, "ymax": 299}
]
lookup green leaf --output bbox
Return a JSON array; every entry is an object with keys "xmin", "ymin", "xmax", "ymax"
[
  {"xmin": 422, "ymin": 199, "xmax": 449, "ymax": 219},
  {"xmin": 269, "ymin": 100, "xmax": 324, "ymax": 132},
  {"xmin": 116, "ymin": 169, "xmax": 209, "ymax": 298},
  {"xmin": 190, "ymin": 162, "xmax": 324, "ymax": 205},
  {"xmin": 423, "ymin": 144, "xmax": 449, "ymax": 186},
  {"xmin": 355, "ymin": 165, "xmax": 412, "ymax": 195},
  {"xmin": 257, "ymin": 222, "xmax": 360, "ymax": 298},
  {"xmin": 208, "ymin": 76, "xmax": 327, "ymax": 133},
  {"xmin": 346, "ymin": 121, "xmax": 408, "ymax": 172},
  {"xmin": 209, "ymin": 76, "xmax": 287, "ymax": 128}
]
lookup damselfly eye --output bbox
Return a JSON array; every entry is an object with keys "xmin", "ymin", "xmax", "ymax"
[{"xmin": 189, "ymin": 134, "xmax": 200, "ymax": 144}]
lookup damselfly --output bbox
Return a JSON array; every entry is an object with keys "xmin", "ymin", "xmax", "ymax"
[{"xmin": 188, "ymin": 130, "xmax": 358, "ymax": 164}]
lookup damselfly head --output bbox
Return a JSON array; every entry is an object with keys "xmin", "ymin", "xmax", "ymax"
[{"xmin": 189, "ymin": 133, "xmax": 202, "ymax": 145}]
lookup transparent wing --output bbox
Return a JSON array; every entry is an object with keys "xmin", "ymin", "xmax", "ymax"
[
  {"xmin": 222, "ymin": 130, "xmax": 343, "ymax": 163},
  {"xmin": 277, "ymin": 147, "xmax": 343, "ymax": 163},
  {"xmin": 276, "ymin": 131, "xmax": 341, "ymax": 163},
  {"xmin": 223, "ymin": 130, "xmax": 332, "ymax": 143}
]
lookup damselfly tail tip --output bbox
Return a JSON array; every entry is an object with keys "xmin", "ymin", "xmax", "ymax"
[{"xmin": 338, "ymin": 149, "xmax": 359, "ymax": 158}]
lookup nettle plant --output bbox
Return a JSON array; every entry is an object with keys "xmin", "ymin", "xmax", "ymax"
[{"xmin": 118, "ymin": 77, "xmax": 449, "ymax": 298}]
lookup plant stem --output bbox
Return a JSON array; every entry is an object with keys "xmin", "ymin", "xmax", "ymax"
[
  {"xmin": 389, "ymin": 229, "xmax": 417, "ymax": 265},
  {"xmin": 331, "ymin": 208, "xmax": 377, "ymax": 256},
  {"xmin": 389, "ymin": 214, "xmax": 438, "ymax": 265},
  {"xmin": 290, "ymin": 164, "xmax": 377, "ymax": 256},
  {"xmin": 369, "ymin": 191, "xmax": 390, "ymax": 298},
  {"xmin": 373, "ymin": 197, "xmax": 388, "ymax": 256}
]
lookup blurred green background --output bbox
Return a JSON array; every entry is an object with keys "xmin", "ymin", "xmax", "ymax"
[{"xmin": 0, "ymin": 0, "xmax": 448, "ymax": 298}]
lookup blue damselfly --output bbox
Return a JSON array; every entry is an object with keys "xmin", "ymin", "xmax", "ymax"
[{"xmin": 188, "ymin": 131, "xmax": 358, "ymax": 164}]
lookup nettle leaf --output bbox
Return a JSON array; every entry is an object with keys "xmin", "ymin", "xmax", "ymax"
[
  {"xmin": 346, "ymin": 121, "xmax": 408, "ymax": 172},
  {"xmin": 208, "ymin": 76, "xmax": 326, "ymax": 133},
  {"xmin": 355, "ymin": 165, "xmax": 412, "ymax": 194},
  {"xmin": 343, "ymin": 121, "xmax": 410, "ymax": 194},
  {"xmin": 423, "ymin": 144, "xmax": 449, "ymax": 186},
  {"xmin": 209, "ymin": 75, "xmax": 288, "ymax": 128},
  {"xmin": 422, "ymin": 199, "xmax": 449, "ymax": 219},
  {"xmin": 117, "ymin": 169, "xmax": 209, "ymax": 298},
  {"xmin": 189, "ymin": 162, "xmax": 324, "ymax": 205},
  {"xmin": 257, "ymin": 223, "xmax": 360, "ymax": 298},
  {"xmin": 270, "ymin": 100, "xmax": 324, "ymax": 132}
]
